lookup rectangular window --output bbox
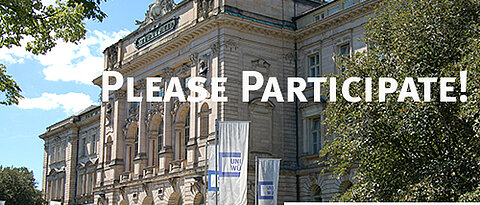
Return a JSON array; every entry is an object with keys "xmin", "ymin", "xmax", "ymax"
[
  {"xmin": 153, "ymin": 87, "xmax": 165, "ymax": 98},
  {"xmin": 61, "ymin": 143, "xmax": 65, "ymax": 161},
  {"xmin": 56, "ymin": 146, "xmax": 60, "ymax": 162},
  {"xmin": 311, "ymin": 118, "xmax": 322, "ymax": 154},
  {"xmin": 313, "ymin": 13, "xmax": 324, "ymax": 22},
  {"xmin": 80, "ymin": 138, "xmax": 86, "ymax": 157},
  {"xmin": 339, "ymin": 43, "xmax": 351, "ymax": 57},
  {"xmin": 328, "ymin": 5, "xmax": 340, "ymax": 16},
  {"xmin": 77, "ymin": 174, "xmax": 83, "ymax": 195},
  {"xmin": 182, "ymin": 76, "xmax": 191, "ymax": 90},
  {"xmin": 91, "ymin": 134, "xmax": 96, "ymax": 155},
  {"xmin": 308, "ymin": 54, "xmax": 321, "ymax": 77},
  {"xmin": 343, "ymin": 0, "xmax": 356, "ymax": 9}
]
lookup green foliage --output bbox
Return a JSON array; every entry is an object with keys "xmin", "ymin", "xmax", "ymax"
[
  {"xmin": 0, "ymin": 166, "xmax": 44, "ymax": 205},
  {"xmin": 319, "ymin": 0, "xmax": 480, "ymax": 201},
  {"xmin": 0, "ymin": 64, "xmax": 22, "ymax": 105},
  {"xmin": 0, "ymin": 0, "xmax": 107, "ymax": 105}
]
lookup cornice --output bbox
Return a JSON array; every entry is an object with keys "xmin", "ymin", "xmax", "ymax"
[
  {"xmin": 116, "ymin": 12, "xmax": 295, "ymax": 77},
  {"xmin": 295, "ymin": 0, "xmax": 380, "ymax": 40}
]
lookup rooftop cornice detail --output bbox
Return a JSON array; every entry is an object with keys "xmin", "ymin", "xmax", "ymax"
[
  {"xmin": 295, "ymin": 0, "xmax": 379, "ymax": 39},
  {"xmin": 116, "ymin": 13, "xmax": 295, "ymax": 76},
  {"xmin": 136, "ymin": 0, "xmax": 177, "ymax": 27}
]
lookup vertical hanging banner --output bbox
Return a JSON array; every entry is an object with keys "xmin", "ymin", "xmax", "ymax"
[
  {"xmin": 257, "ymin": 158, "xmax": 281, "ymax": 205},
  {"xmin": 218, "ymin": 121, "xmax": 250, "ymax": 205},
  {"xmin": 207, "ymin": 143, "xmax": 218, "ymax": 205}
]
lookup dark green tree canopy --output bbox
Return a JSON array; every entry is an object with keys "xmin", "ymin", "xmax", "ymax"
[
  {"xmin": 0, "ymin": 0, "xmax": 107, "ymax": 105},
  {"xmin": 0, "ymin": 166, "xmax": 44, "ymax": 205},
  {"xmin": 320, "ymin": 0, "xmax": 480, "ymax": 201}
]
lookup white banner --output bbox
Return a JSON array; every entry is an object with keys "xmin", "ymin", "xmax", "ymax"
[
  {"xmin": 207, "ymin": 143, "xmax": 218, "ymax": 205},
  {"xmin": 218, "ymin": 121, "xmax": 249, "ymax": 205},
  {"xmin": 257, "ymin": 158, "xmax": 281, "ymax": 205}
]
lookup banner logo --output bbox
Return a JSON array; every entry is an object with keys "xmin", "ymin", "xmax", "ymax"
[
  {"xmin": 259, "ymin": 181, "xmax": 275, "ymax": 200},
  {"xmin": 219, "ymin": 152, "xmax": 242, "ymax": 177}
]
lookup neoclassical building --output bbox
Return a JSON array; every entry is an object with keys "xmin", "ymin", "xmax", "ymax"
[{"xmin": 40, "ymin": 0, "xmax": 378, "ymax": 204}]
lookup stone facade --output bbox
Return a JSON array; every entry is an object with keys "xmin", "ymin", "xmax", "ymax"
[
  {"xmin": 40, "ymin": 0, "xmax": 379, "ymax": 204},
  {"xmin": 40, "ymin": 105, "xmax": 100, "ymax": 204}
]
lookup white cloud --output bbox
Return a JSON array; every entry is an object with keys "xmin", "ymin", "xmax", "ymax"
[
  {"xmin": 0, "ymin": 29, "xmax": 130, "ymax": 84},
  {"xmin": 17, "ymin": 92, "xmax": 97, "ymax": 114},
  {"xmin": 40, "ymin": 30, "xmax": 130, "ymax": 84},
  {"xmin": 41, "ymin": 0, "xmax": 57, "ymax": 6},
  {"xmin": 42, "ymin": 0, "xmax": 57, "ymax": 6},
  {"xmin": 0, "ymin": 44, "xmax": 34, "ymax": 64}
]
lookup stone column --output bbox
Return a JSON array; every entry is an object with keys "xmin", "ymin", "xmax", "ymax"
[
  {"xmin": 42, "ymin": 144, "xmax": 49, "ymax": 199},
  {"xmin": 96, "ymin": 102, "xmax": 107, "ymax": 187},
  {"xmin": 65, "ymin": 124, "xmax": 78, "ymax": 205},
  {"xmin": 159, "ymin": 78, "xmax": 174, "ymax": 174},
  {"xmin": 112, "ymin": 90, "xmax": 127, "ymax": 181},
  {"xmin": 134, "ymin": 82, "xmax": 148, "ymax": 178}
]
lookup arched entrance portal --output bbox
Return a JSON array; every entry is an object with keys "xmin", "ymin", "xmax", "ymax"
[
  {"xmin": 193, "ymin": 192, "xmax": 204, "ymax": 205},
  {"xmin": 141, "ymin": 196, "xmax": 153, "ymax": 205},
  {"xmin": 168, "ymin": 192, "xmax": 183, "ymax": 205}
]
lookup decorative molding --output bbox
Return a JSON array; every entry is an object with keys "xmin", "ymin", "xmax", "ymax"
[
  {"xmin": 189, "ymin": 52, "xmax": 198, "ymax": 65},
  {"xmin": 105, "ymin": 102, "xmax": 113, "ymax": 127},
  {"xmin": 210, "ymin": 41, "xmax": 221, "ymax": 54},
  {"xmin": 224, "ymin": 39, "xmax": 238, "ymax": 51},
  {"xmin": 252, "ymin": 58, "xmax": 271, "ymax": 69},
  {"xmin": 115, "ymin": 90, "xmax": 127, "ymax": 99},
  {"xmin": 122, "ymin": 115, "xmax": 139, "ymax": 138},
  {"xmin": 145, "ymin": 103, "xmax": 164, "ymax": 129},
  {"xmin": 197, "ymin": 0, "xmax": 214, "ymax": 19},
  {"xmin": 176, "ymin": 63, "xmax": 191, "ymax": 77},
  {"xmin": 105, "ymin": 45, "xmax": 118, "ymax": 71},
  {"xmin": 163, "ymin": 67, "xmax": 175, "ymax": 78},
  {"xmin": 198, "ymin": 53, "xmax": 210, "ymax": 76},
  {"xmin": 284, "ymin": 52, "xmax": 296, "ymax": 63},
  {"xmin": 136, "ymin": 0, "xmax": 176, "ymax": 26},
  {"xmin": 168, "ymin": 177, "xmax": 179, "ymax": 193},
  {"xmin": 210, "ymin": 39, "xmax": 238, "ymax": 55}
]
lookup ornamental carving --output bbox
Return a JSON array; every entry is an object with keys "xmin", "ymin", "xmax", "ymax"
[
  {"xmin": 104, "ymin": 102, "xmax": 113, "ymax": 127},
  {"xmin": 145, "ymin": 103, "xmax": 164, "ymax": 130},
  {"xmin": 163, "ymin": 67, "xmax": 175, "ymax": 78},
  {"xmin": 197, "ymin": 0, "xmax": 214, "ymax": 19},
  {"xmin": 198, "ymin": 54, "xmax": 210, "ymax": 76},
  {"xmin": 210, "ymin": 42, "xmax": 221, "ymax": 54},
  {"xmin": 210, "ymin": 39, "xmax": 238, "ymax": 55},
  {"xmin": 224, "ymin": 39, "xmax": 238, "ymax": 51},
  {"xmin": 115, "ymin": 90, "xmax": 127, "ymax": 99},
  {"xmin": 176, "ymin": 63, "xmax": 191, "ymax": 77},
  {"xmin": 189, "ymin": 52, "xmax": 198, "ymax": 65},
  {"xmin": 284, "ymin": 52, "xmax": 296, "ymax": 63},
  {"xmin": 122, "ymin": 115, "xmax": 139, "ymax": 138},
  {"xmin": 136, "ymin": 0, "xmax": 176, "ymax": 26},
  {"xmin": 105, "ymin": 45, "xmax": 118, "ymax": 70},
  {"xmin": 252, "ymin": 58, "xmax": 271, "ymax": 69}
]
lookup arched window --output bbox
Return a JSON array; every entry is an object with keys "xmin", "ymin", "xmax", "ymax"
[
  {"xmin": 134, "ymin": 127, "xmax": 139, "ymax": 157},
  {"xmin": 339, "ymin": 180, "xmax": 353, "ymax": 195},
  {"xmin": 310, "ymin": 184, "xmax": 322, "ymax": 202},
  {"xmin": 311, "ymin": 118, "xmax": 322, "ymax": 154},
  {"xmin": 184, "ymin": 112, "xmax": 190, "ymax": 160},
  {"xmin": 105, "ymin": 136, "xmax": 113, "ymax": 164},
  {"xmin": 200, "ymin": 103, "xmax": 210, "ymax": 138},
  {"xmin": 158, "ymin": 119, "xmax": 164, "ymax": 153}
]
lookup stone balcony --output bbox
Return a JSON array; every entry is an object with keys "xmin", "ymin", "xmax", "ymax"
[{"xmin": 169, "ymin": 159, "xmax": 186, "ymax": 173}]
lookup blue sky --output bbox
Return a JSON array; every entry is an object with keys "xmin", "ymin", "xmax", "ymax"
[{"xmin": 0, "ymin": 0, "xmax": 181, "ymax": 189}]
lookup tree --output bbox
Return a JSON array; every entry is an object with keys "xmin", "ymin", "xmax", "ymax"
[
  {"xmin": 0, "ymin": 0, "xmax": 107, "ymax": 105},
  {"xmin": 319, "ymin": 0, "xmax": 480, "ymax": 201},
  {"xmin": 0, "ymin": 166, "xmax": 44, "ymax": 204}
]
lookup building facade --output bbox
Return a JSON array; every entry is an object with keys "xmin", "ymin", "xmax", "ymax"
[
  {"xmin": 40, "ymin": 0, "xmax": 378, "ymax": 204},
  {"xmin": 40, "ymin": 105, "xmax": 101, "ymax": 204}
]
